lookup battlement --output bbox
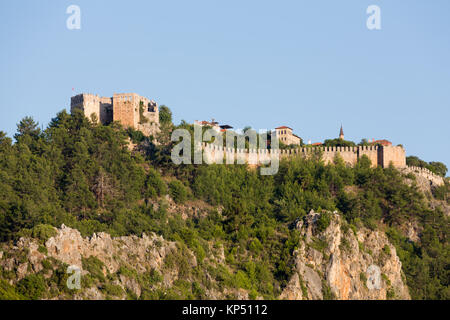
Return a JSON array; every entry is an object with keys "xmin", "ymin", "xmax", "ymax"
[
  {"xmin": 403, "ymin": 166, "xmax": 445, "ymax": 186},
  {"xmin": 200, "ymin": 143, "xmax": 406, "ymax": 169},
  {"xmin": 70, "ymin": 92, "xmax": 159, "ymax": 136}
]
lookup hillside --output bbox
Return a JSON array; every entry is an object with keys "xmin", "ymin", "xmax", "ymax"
[{"xmin": 0, "ymin": 110, "xmax": 448, "ymax": 300}]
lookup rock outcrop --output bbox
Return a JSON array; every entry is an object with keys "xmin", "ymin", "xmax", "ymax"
[
  {"xmin": 0, "ymin": 225, "xmax": 182, "ymax": 299},
  {"xmin": 280, "ymin": 210, "xmax": 410, "ymax": 300},
  {"xmin": 1, "ymin": 213, "xmax": 411, "ymax": 300},
  {"xmin": 44, "ymin": 224, "xmax": 176, "ymax": 274}
]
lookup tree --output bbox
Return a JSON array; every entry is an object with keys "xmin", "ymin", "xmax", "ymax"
[
  {"xmin": 156, "ymin": 105, "xmax": 174, "ymax": 146},
  {"xmin": 159, "ymin": 105, "xmax": 172, "ymax": 125},
  {"xmin": 428, "ymin": 162, "xmax": 447, "ymax": 177},
  {"xmin": 407, "ymin": 156, "xmax": 448, "ymax": 177},
  {"xmin": 144, "ymin": 168, "xmax": 167, "ymax": 204},
  {"xmin": 63, "ymin": 138, "xmax": 96, "ymax": 215},
  {"xmin": 14, "ymin": 117, "xmax": 41, "ymax": 141},
  {"xmin": 406, "ymin": 156, "xmax": 427, "ymax": 168},
  {"xmin": 168, "ymin": 180, "xmax": 188, "ymax": 204},
  {"xmin": 92, "ymin": 167, "xmax": 114, "ymax": 207},
  {"xmin": 358, "ymin": 139, "xmax": 371, "ymax": 146},
  {"xmin": 0, "ymin": 131, "xmax": 12, "ymax": 152},
  {"xmin": 323, "ymin": 138, "xmax": 356, "ymax": 147}
]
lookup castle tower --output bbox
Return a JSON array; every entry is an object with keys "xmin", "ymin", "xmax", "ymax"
[
  {"xmin": 70, "ymin": 92, "xmax": 159, "ymax": 136},
  {"xmin": 70, "ymin": 94, "xmax": 113, "ymax": 124},
  {"xmin": 339, "ymin": 125, "xmax": 344, "ymax": 140}
]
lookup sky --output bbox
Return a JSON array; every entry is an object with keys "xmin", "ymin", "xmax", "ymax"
[{"xmin": 0, "ymin": 0, "xmax": 449, "ymax": 168}]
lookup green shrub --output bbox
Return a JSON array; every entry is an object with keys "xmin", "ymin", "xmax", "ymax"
[
  {"xmin": 232, "ymin": 270, "xmax": 251, "ymax": 290},
  {"xmin": 82, "ymin": 256, "xmax": 106, "ymax": 282},
  {"xmin": 310, "ymin": 238, "xmax": 328, "ymax": 253},
  {"xmin": 360, "ymin": 272, "xmax": 367, "ymax": 284},
  {"xmin": 102, "ymin": 283, "xmax": 125, "ymax": 298},
  {"xmin": 382, "ymin": 273, "xmax": 391, "ymax": 286},
  {"xmin": 431, "ymin": 184, "xmax": 449, "ymax": 202},
  {"xmin": 0, "ymin": 279, "xmax": 24, "ymax": 300},
  {"xmin": 127, "ymin": 127, "xmax": 145, "ymax": 143},
  {"xmin": 17, "ymin": 274, "xmax": 46, "ymax": 300},
  {"xmin": 316, "ymin": 212, "xmax": 331, "ymax": 232},
  {"xmin": 192, "ymin": 281, "xmax": 205, "ymax": 299},
  {"xmin": 298, "ymin": 275, "xmax": 308, "ymax": 299},
  {"xmin": 81, "ymin": 274, "xmax": 95, "ymax": 288},
  {"xmin": 148, "ymin": 269, "xmax": 163, "ymax": 285},
  {"xmin": 339, "ymin": 237, "xmax": 351, "ymax": 252},
  {"xmin": 117, "ymin": 266, "xmax": 137, "ymax": 279},
  {"xmin": 38, "ymin": 245, "xmax": 47, "ymax": 255},
  {"xmin": 41, "ymin": 259, "xmax": 52, "ymax": 271},
  {"xmin": 405, "ymin": 173, "xmax": 416, "ymax": 180},
  {"xmin": 349, "ymin": 224, "xmax": 358, "ymax": 236},
  {"xmin": 386, "ymin": 288, "xmax": 396, "ymax": 300},
  {"xmin": 168, "ymin": 180, "xmax": 188, "ymax": 204},
  {"xmin": 145, "ymin": 168, "xmax": 167, "ymax": 199},
  {"xmin": 322, "ymin": 280, "xmax": 335, "ymax": 300},
  {"xmin": 249, "ymin": 238, "xmax": 263, "ymax": 253},
  {"xmin": 31, "ymin": 225, "xmax": 57, "ymax": 243}
]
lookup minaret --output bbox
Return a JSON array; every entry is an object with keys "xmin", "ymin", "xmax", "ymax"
[{"xmin": 339, "ymin": 125, "xmax": 344, "ymax": 140}]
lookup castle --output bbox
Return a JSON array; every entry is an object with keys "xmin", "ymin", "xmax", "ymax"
[
  {"xmin": 69, "ymin": 93, "xmax": 444, "ymax": 184},
  {"xmin": 70, "ymin": 93, "xmax": 160, "ymax": 136}
]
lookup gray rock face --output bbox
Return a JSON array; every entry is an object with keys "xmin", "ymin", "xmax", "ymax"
[
  {"xmin": 0, "ymin": 225, "xmax": 181, "ymax": 299},
  {"xmin": 119, "ymin": 275, "xmax": 141, "ymax": 297},
  {"xmin": 281, "ymin": 210, "xmax": 410, "ymax": 300},
  {"xmin": 0, "ymin": 214, "xmax": 411, "ymax": 300},
  {"xmin": 45, "ymin": 224, "xmax": 176, "ymax": 274}
]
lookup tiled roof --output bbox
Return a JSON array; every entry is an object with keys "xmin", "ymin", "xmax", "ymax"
[{"xmin": 372, "ymin": 139, "xmax": 392, "ymax": 146}]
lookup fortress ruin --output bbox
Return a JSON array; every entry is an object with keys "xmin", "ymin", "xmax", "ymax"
[
  {"xmin": 70, "ymin": 93, "xmax": 160, "ymax": 136},
  {"xmin": 69, "ymin": 93, "xmax": 444, "ymax": 185}
]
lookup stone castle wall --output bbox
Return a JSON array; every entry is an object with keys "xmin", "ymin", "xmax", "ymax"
[
  {"xmin": 380, "ymin": 144, "xmax": 407, "ymax": 168},
  {"xmin": 112, "ymin": 94, "xmax": 136, "ymax": 128},
  {"xmin": 402, "ymin": 166, "xmax": 445, "ymax": 186},
  {"xmin": 71, "ymin": 94, "xmax": 112, "ymax": 123},
  {"xmin": 201, "ymin": 143, "xmax": 407, "ymax": 169}
]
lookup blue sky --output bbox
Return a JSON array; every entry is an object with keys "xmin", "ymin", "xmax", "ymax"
[{"xmin": 1, "ymin": 0, "xmax": 449, "ymax": 168}]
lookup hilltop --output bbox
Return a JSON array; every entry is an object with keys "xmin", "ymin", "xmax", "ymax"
[{"xmin": 0, "ymin": 108, "xmax": 448, "ymax": 300}]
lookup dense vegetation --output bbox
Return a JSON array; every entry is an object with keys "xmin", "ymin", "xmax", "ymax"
[
  {"xmin": 0, "ymin": 109, "xmax": 448, "ymax": 300},
  {"xmin": 406, "ymin": 156, "xmax": 448, "ymax": 178},
  {"xmin": 323, "ymin": 138, "xmax": 356, "ymax": 147}
]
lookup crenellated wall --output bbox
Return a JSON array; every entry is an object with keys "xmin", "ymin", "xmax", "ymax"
[
  {"xmin": 200, "ymin": 143, "xmax": 407, "ymax": 169},
  {"xmin": 402, "ymin": 166, "xmax": 445, "ymax": 186}
]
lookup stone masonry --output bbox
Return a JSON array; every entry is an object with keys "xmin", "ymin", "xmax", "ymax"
[
  {"xmin": 71, "ymin": 93, "xmax": 160, "ymax": 136},
  {"xmin": 201, "ymin": 143, "xmax": 407, "ymax": 169}
]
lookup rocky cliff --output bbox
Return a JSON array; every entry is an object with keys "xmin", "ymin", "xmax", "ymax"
[
  {"xmin": 0, "ymin": 209, "xmax": 411, "ymax": 300},
  {"xmin": 0, "ymin": 225, "xmax": 183, "ymax": 299},
  {"xmin": 280, "ymin": 210, "xmax": 410, "ymax": 300}
]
